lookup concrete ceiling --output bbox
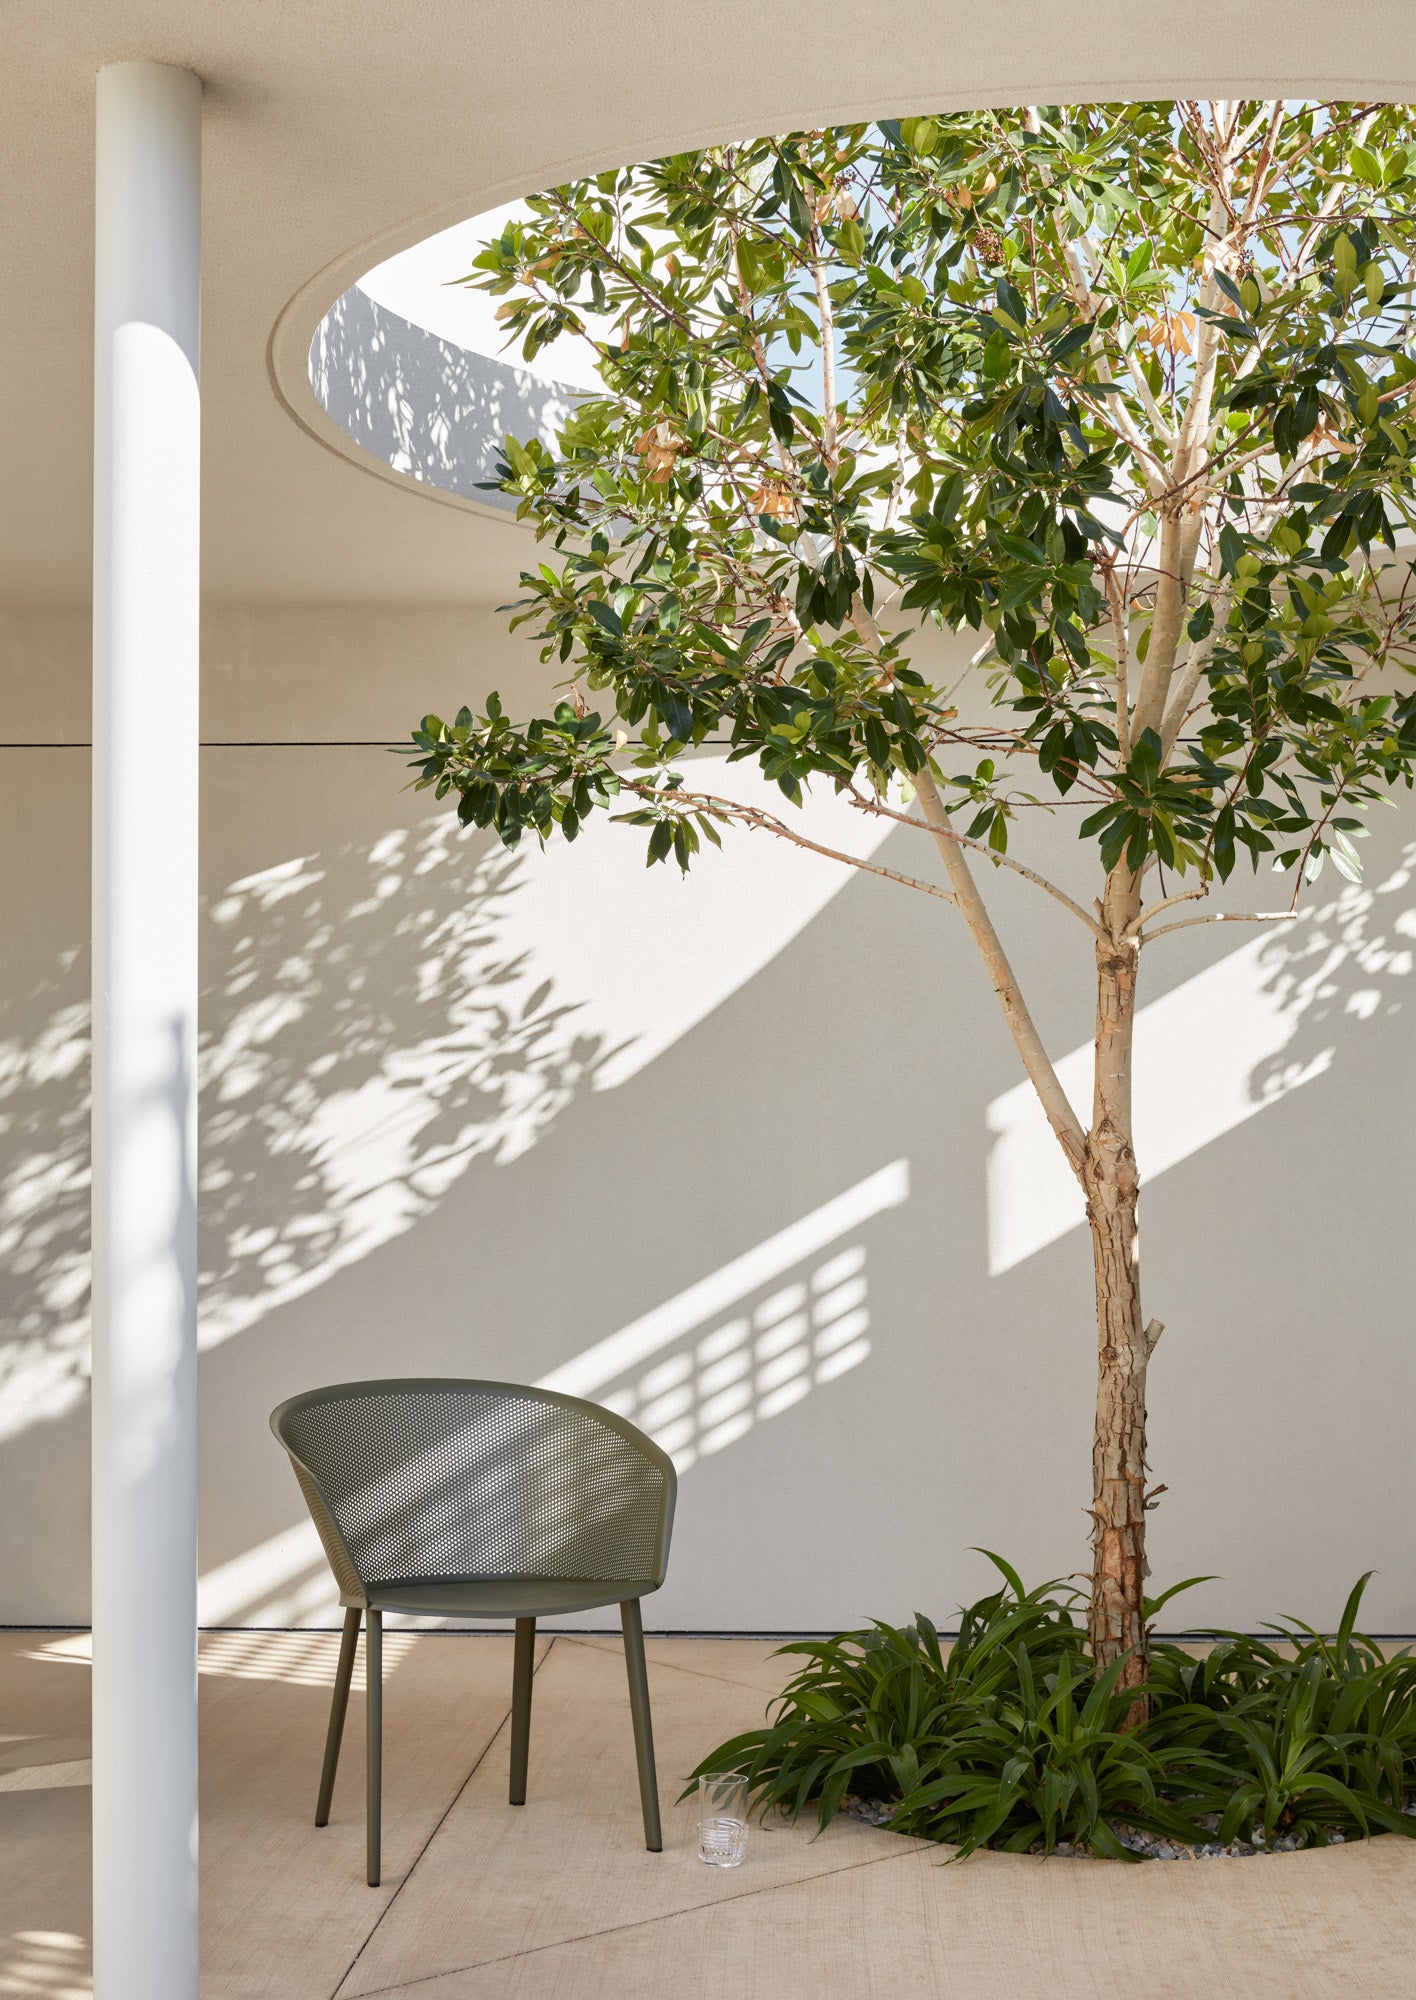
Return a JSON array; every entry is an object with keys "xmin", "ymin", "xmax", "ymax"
[{"xmin": 7, "ymin": 1, "xmax": 1416, "ymax": 609}]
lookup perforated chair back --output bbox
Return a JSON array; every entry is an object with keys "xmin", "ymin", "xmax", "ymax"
[{"xmin": 270, "ymin": 1378, "xmax": 675, "ymax": 1605}]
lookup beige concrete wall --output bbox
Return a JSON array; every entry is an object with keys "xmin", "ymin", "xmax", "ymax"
[{"xmin": 2, "ymin": 608, "xmax": 1413, "ymax": 1633}]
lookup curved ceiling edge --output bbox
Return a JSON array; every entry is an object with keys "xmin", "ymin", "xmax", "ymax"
[
  {"xmin": 266, "ymin": 163, "xmax": 601, "ymax": 524},
  {"xmin": 269, "ymin": 247, "xmax": 511, "ymax": 523},
  {"xmin": 269, "ymin": 73, "xmax": 1416, "ymax": 511},
  {"xmin": 309, "ymin": 287, "xmax": 583, "ymax": 516}
]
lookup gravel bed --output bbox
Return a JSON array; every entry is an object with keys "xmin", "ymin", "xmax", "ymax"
[{"xmin": 837, "ymin": 1794, "xmax": 1416, "ymax": 1858}]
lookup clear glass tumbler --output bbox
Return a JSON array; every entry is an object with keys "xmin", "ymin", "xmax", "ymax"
[{"xmin": 697, "ymin": 1773, "xmax": 749, "ymax": 1867}]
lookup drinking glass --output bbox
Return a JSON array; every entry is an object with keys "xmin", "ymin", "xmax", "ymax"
[{"xmin": 697, "ymin": 1773, "xmax": 749, "ymax": 1867}]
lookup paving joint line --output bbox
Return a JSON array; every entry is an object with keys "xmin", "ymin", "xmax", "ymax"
[
  {"xmin": 562, "ymin": 1633, "xmax": 788, "ymax": 1700},
  {"xmin": 329, "ymin": 1636, "xmax": 558, "ymax": 2000},
  {"xmin": 350, "ymin": 1842, "xmax": 927, "ymax": 1996}
]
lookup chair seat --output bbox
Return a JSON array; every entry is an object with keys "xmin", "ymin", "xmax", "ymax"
[{"xmin": 363, "ymin": 1576, "xmax": 656, "ymax": 1620}]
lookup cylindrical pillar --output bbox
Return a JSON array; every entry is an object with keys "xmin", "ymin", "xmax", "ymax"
[{"xmin": 91, "ymin": 61, "xmax": 202, "ymax": 2000}]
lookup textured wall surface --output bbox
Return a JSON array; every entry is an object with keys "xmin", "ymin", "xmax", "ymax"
[{"xmin": 2, "ymin": 610, "xmax": 1412, "ymax": 1634}]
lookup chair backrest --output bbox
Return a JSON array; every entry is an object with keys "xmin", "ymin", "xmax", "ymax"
[{"xmin": 270, "ymin": 1378, "xmax": 675, "ymax": 1601}]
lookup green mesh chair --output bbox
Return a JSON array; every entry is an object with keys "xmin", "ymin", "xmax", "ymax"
[{"xmin": 270, "ymin": 1377, "xmax": 677, "ymax": 1885}]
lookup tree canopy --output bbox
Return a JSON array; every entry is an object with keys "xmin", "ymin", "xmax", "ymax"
[{"xmin": 413, "ymin": 102, "xmax": 1416, "ymax": 918}]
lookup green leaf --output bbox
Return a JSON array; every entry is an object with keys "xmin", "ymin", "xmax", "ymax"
[
  {"xmin": 1331, "ymin": 831, "xmax": 1364, "ymax": 882},
  {"xmin": 836, "ymin": 215, "xmax": 866, "ymax": 263}
]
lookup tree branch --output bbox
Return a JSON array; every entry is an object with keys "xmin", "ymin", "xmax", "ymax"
[
  {"xmin": 1139, "ymin": 908, "xmax": 1292, "ymax": 943},
  {"xmin": 846, "ymin": 787, "xmax": 1105, "ymax": 937},
  {"xmin": 627, "ymin": 783, "xmax": 961, "ymax": 906},
  {"xmin": 842, "ymin": 576, "xmax": 1088, "ymax": 1176},
  {"xmin": 1102, "ymin": 562, "xmax": 1132, "ymax": 760},
  {"xmin": 911, "ymin": 765, "xmax": 1088, "ymax": 1176},
  {"xmin": 1129, "ymin": 170, "xmax": 1234, "ymax": 740},
  {"xmin": 808, "ymin": 222, "xmax": 839, "ymax": 472},
  {"xmin": 1158, "ymin": 575, "xmax": 1231, "ymax": 764},
  {"xmin": 1124, "ymin": 885, "xmax": 1207, "ymax": 937}
]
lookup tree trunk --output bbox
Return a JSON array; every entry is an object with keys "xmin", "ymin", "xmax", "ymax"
[{"xmin": 1083, "ymin": 904, "xmax": 1158, "ymax": 1711}]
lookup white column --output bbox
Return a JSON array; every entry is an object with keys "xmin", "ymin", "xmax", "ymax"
[{"xmin": 91, "ymin": 62, "xmax": 202, "ymax": 2000}]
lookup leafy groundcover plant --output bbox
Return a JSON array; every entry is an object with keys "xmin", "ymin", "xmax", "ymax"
[{"xmin": 687, "ymin": 1559, "xmax": 1416, "ymax": 1859}]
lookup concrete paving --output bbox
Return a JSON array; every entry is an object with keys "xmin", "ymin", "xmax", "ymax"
[{"xmin": 2, "ymin": 1628, "xmax": 1413, "ymax": 1998}]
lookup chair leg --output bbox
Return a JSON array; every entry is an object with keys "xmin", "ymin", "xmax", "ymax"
[
  {"xmin": 621, "ymin": 1598, "xmax": 662, "ymax": 1852},
  {"xmin": 509, "ymin": 1616, "xmax": 536, "ymax": 1805},
  {"xmin": 315, "ymin": 1607, "xmax": 362, "ymax": 1827},
  {"xmin": 366, "ymin": 1607, "xmax": 382, "ymax": 1887}
]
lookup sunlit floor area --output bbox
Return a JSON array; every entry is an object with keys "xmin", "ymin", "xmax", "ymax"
[{"xmin": 3, "ymin": 1627, "xmax": 1415, "ymax": 1998}]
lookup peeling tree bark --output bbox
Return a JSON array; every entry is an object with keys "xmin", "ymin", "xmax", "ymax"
[{"xmin": 1085, "ymin": 874, "xmax": 1154, "ymax": 1708}]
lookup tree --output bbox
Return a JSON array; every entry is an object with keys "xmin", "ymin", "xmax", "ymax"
[{"xmin": 410, "ymin": 102, "xmax": 1416, "ymax": 1701}]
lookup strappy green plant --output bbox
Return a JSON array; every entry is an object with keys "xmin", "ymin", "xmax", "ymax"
[
  {"xmin": 1144, "ymin": 1574, "xmax": 1416, "ymax": 1845},
  {"xmin": 688, "ymin": 1561, "xmax": 1416, "ymax": 1859}
]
